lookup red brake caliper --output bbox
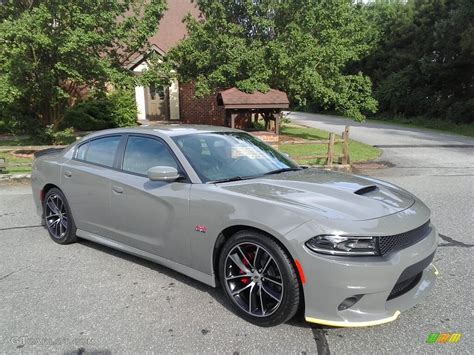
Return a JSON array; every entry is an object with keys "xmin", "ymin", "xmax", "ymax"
[{"xmin": 239, "ymin": 250, "xmax": 253, "ymax": 284}]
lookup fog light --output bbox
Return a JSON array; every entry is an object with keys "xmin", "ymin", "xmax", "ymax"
[{"xmin": 338, "ymin": 295, "xmax": 362, "ymax": 311}]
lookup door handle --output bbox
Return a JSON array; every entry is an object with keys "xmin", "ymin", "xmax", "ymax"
[
  {"xmin": 64, "ymin": 171, "xmax": 72, "ymax": 178},
  {"xmin": 112, "ymin": 185, "xmax": 124, "ymax": 194}
]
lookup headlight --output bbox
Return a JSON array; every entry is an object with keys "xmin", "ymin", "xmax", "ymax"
[{"xmin": 305, "ymin": 235, "xmax": 378, "ymax": 256}]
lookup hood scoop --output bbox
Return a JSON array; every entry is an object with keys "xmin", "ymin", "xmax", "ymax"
[{"xmin": 354, "ymin": 185, "xmax": 379, "ymax": 196}]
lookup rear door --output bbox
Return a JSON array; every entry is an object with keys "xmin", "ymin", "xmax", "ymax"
[
  {"xmin": 107, "ymin": 134, "xmax": 192, "ymax": 265},
  {"xmin": 61, "ymin": 135, "xmax": 123, "ymax": 237}
]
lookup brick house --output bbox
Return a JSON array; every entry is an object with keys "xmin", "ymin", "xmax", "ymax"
[{"xmin": 127, "ymin": 0, "xmax": 226, "ymax": 125}]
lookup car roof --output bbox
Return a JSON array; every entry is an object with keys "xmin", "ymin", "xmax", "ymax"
[{"xmin": 81, "ymin": 124, "xmax": 242, "ymax": 140}]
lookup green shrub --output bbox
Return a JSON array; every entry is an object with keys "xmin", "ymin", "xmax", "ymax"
[
  {"xmin": 0, "ymin": 112, "xmax": 41, "ymax": 135},
  {"xmin": 446, "ymin": 100, "xmax": 474, "ymax": 124},
  {"xmin": 107, "ymin": 90, "xmax": 137, "ymax": 127},
  {"xmin": 37, "ymin": 125, "xmax": 76, "ymax": 145},
  {"xmin": 63, "ymin": 90, "xmax": 137, "ymax": 131}
]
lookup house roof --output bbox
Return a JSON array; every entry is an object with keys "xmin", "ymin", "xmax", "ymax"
[
  {"xmin": 149, "ymin": 0, "xmax": 201, "ymax": 53},
  {"xmin": 217, "ymin": 88, "xmax": 290, "ymax": 109},
  {"xmin": 126, "ymin": 0, "xmax": 200, "ymax": 70}
]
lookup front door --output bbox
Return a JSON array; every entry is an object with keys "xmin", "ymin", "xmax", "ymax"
[
  {"xmin": 145, "ymin": 84, "xmax": 169, "ymax": 120},
  {"xmin": 107, "ymin": 134, "xmax": 191, "ymax": 265}
]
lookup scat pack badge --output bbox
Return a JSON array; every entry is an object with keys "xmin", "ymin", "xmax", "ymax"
[{"xmin": 194, "ymin": 225, "xmax": 208, "ymax": 234}]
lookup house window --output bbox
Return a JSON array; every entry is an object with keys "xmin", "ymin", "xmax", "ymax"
[{"xmin": 149, "ymin": 84, "xmax": 165, "ymax": 100}]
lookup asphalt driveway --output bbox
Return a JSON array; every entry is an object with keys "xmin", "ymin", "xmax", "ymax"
[
  {"xmin": 289, "ymin": 111, "xmax": 473, "ymax": 353},
  {"xmin": 1, "ymin": 114, "xmax": 473, "ymax": 353}
]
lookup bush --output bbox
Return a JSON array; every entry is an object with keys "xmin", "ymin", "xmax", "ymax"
[
  {"xmin": 36, "ymin": 125, "xmax": 76, "ymax": 145},
  {"xmin": 446, "ymin": 100, "xmax": 474, "ymax": 124},
  {"xmin": 0, "ymin": 111, "xmax": 41, "ymax": 135},
  {"xmin": 63, "ymin": 90, "xmax": 137, "ymax": 131},
  {"xmin": 63, "ymin": 100, "xmax": 112, "ymax": 131},
  {"xmin": 107, "ymin": 90, "xmax": 137, "ymax": 127}
]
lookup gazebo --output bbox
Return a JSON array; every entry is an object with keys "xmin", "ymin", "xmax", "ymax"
[{"xmin": 217, "ymin": 88, "xmax": 290, "ymax": 135}]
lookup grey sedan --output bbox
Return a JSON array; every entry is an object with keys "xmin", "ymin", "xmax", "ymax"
[{"xmin": 31, "ymin": 125, "xmax": 438, "ymax": 327}]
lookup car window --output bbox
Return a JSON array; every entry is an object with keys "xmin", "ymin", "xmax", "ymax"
[
  {"xmin": 122, "ymin": 136, "xmax": 178, "ymax": 176},
  {"xmin": 173, "ymin": 132, "xmax": 298, "ymax": 182},
  {"xmin": 76, "ymin": 142, "xmax": 89, "ymax": 161},
  {"xmin": 82, "ymin": 136, "xmax": 121, "ymax": 168}
]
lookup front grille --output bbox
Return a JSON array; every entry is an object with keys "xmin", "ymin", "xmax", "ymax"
[
  {"xmin": 387, "ymin": 272, "xmax": 422, "ymax": 300},
  {"xmin": 376, "ymin": 220, "xmax": 431, "ymax": 256}
]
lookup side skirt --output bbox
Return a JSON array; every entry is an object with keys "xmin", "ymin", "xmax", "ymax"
[{"xmin": 76, "ymin": 229, "xmax": 216, "ymax": 287}]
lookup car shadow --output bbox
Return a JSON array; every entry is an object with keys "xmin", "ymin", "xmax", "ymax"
[
  {"xmin": 78, "ymin": 238, "xmax": 337, "ymax": 330},
  {"xmin": 78, "ymin": 239, "xmax": 233, "ymax": 313}
]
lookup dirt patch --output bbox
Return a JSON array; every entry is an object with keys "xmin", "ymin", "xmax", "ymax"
[{"xmin": 10, "ymin": 149, "xmax": 37, "ymax": 158}]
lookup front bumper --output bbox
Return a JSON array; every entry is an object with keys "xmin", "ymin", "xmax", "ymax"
[{"xmin": 287, "ymin": 221, "xmax": 438, "ymax": 327}]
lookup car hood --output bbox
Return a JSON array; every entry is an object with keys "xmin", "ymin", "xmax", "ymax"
[{"xmin": 219, "ymin": 169, "xmax": 415, "ymax": 221}]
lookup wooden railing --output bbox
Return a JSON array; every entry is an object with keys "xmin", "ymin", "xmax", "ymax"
[{"xmin": 280, "ymin": 125, "xmax": 351, "ymax": 166}]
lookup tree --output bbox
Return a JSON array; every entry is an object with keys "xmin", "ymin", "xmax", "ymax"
[
  {"xmin": 355, "ymin": 0, "xmax": 474, "ymax": 123},
  {"xmin": 0, "ymin": 0, "xmax": 166, "ymax": 129},
  {"xmin": 163, "ymin": 0, "xmax": 378, "ymax": 121}
]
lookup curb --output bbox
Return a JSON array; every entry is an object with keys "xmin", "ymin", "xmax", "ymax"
[{"xmin": 0, "ymin": 174, "xmax": 31, "ymax": 184}]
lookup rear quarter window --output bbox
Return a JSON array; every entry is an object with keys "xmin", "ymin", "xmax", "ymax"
[
  {"xmin": 76, "ymin": 142, "xmax": 89, "ymax": 161},
  {"xmin": 77, "ymin": 136, "xmax": 121, "ymax": 168}
]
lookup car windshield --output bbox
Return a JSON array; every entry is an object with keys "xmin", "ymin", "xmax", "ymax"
[{"xmin": 172, "ymin": 132, "xmax": 300, "ymax": 183}]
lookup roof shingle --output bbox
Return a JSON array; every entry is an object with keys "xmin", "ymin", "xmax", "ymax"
[{"xmin": 218, "ymin": 88, "xmax": 289, "ymax": 109}]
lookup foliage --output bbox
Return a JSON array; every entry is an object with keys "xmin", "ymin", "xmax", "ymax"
[
  {"xmin": 0, "ymin": 0, "xmax": 166, "ymax": 130},
  {"xmin": 163, "ymin": 0, "xmax": 378, "ymax": 121},
  {"xmin": 63, "ymin": 90, "xmax": 137, "ymax": 131},
  {"xmin": 63, "ymin": 100, "xmax": 113, "ymax": 131},
  {"xmin": 43, "ymin": 124, "xmax": 76, "ymax": 144},
  {"xmin": 354, "ymin": 0, "xmax": 474, "ymax": 124}
]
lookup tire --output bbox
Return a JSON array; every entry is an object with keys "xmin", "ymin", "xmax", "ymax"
[
  {"xmin": 43, "ymin": 188, "xmax": 77, "ymax": 244},
  {"xmin": 218, "ymin": 230, "xmax": 300, "ymax": 327}
]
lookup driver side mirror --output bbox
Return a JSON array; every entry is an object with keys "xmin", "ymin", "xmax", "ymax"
[{"xmin": 147, "ymin": 166, "xmax": 181, "ymax": 182}]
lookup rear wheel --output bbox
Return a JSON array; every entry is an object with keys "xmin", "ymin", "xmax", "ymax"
[
  {"xmin": 43, "ymin": 188, "xmax": 77, "ymax": 244},
  {"xmin": 218, "ymin": 230, "xmax": 300, "ymax": 327}
]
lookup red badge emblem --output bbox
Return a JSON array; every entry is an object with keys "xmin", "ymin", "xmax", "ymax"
[{"xmin": 195, "ymin": 225, "xmax": 208, "ymax": 233}]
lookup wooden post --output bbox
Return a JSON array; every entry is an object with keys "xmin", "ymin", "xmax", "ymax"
[
  {"xmin": 0, "ymin": 157, "xmax": 6, "ymax": 173},
  {"xmin": 327, "ymin": 133, "xmax": 335, "ymax": 166},
  {"xmin": 231, "ymin": 112, "xmax": 236, "ymax": 129},
  {"xmin": 342, "ymin": 125, "xmax": 350, "ymax": 165},
  {"xmin": 274, "ymin": 111, "xmax": 280, "ymax": 135}
]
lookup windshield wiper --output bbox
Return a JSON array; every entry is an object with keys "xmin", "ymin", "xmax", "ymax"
[
  {"xmin": 209, "ymin": 176, "xmax": 250, "ymax": 184},
  {"xmin": 210, "ymin": 167, "xmax": 302, "ymax": 183},
  {"xmin": 264, "ymin": 167, "xmax": 303, "ymax": 176}
]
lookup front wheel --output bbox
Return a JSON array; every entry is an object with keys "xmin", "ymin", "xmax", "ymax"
[
  {"xmin": 218, "ymin": 230, "xmax": 301, "ymax": 327},
  {"xmin": 43, "ymin": 188, "xmax": 77, "ymax": 244}
]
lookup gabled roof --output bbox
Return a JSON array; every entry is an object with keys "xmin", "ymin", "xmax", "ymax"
[
  {"xmin": 126, "ymin": 0, "xmax": 200, "ymax": 70},
  {"xmin": 218, "ymin": 88, "xmax": 290, "ymax": 109},
  {"xmin": 149, "ymin": 0, "xmax": 200, "ymax": 54}
]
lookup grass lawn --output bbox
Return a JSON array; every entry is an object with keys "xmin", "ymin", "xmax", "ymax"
[
  {"xmin": 0, "ymin": 151, "xmax": 33, "ymax": 174},
  {"xmin": 279, "ymin": 124, "xmax": 380, "ymax": 165}
]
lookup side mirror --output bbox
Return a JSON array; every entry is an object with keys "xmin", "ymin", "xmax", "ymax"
[
  {"xmin": 147, "ymin": 166, "xmax": 181, "ymax": 182},
  {"xmin": 282, "ymin": 152, "xmax": 290, "ymax": 158}
]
